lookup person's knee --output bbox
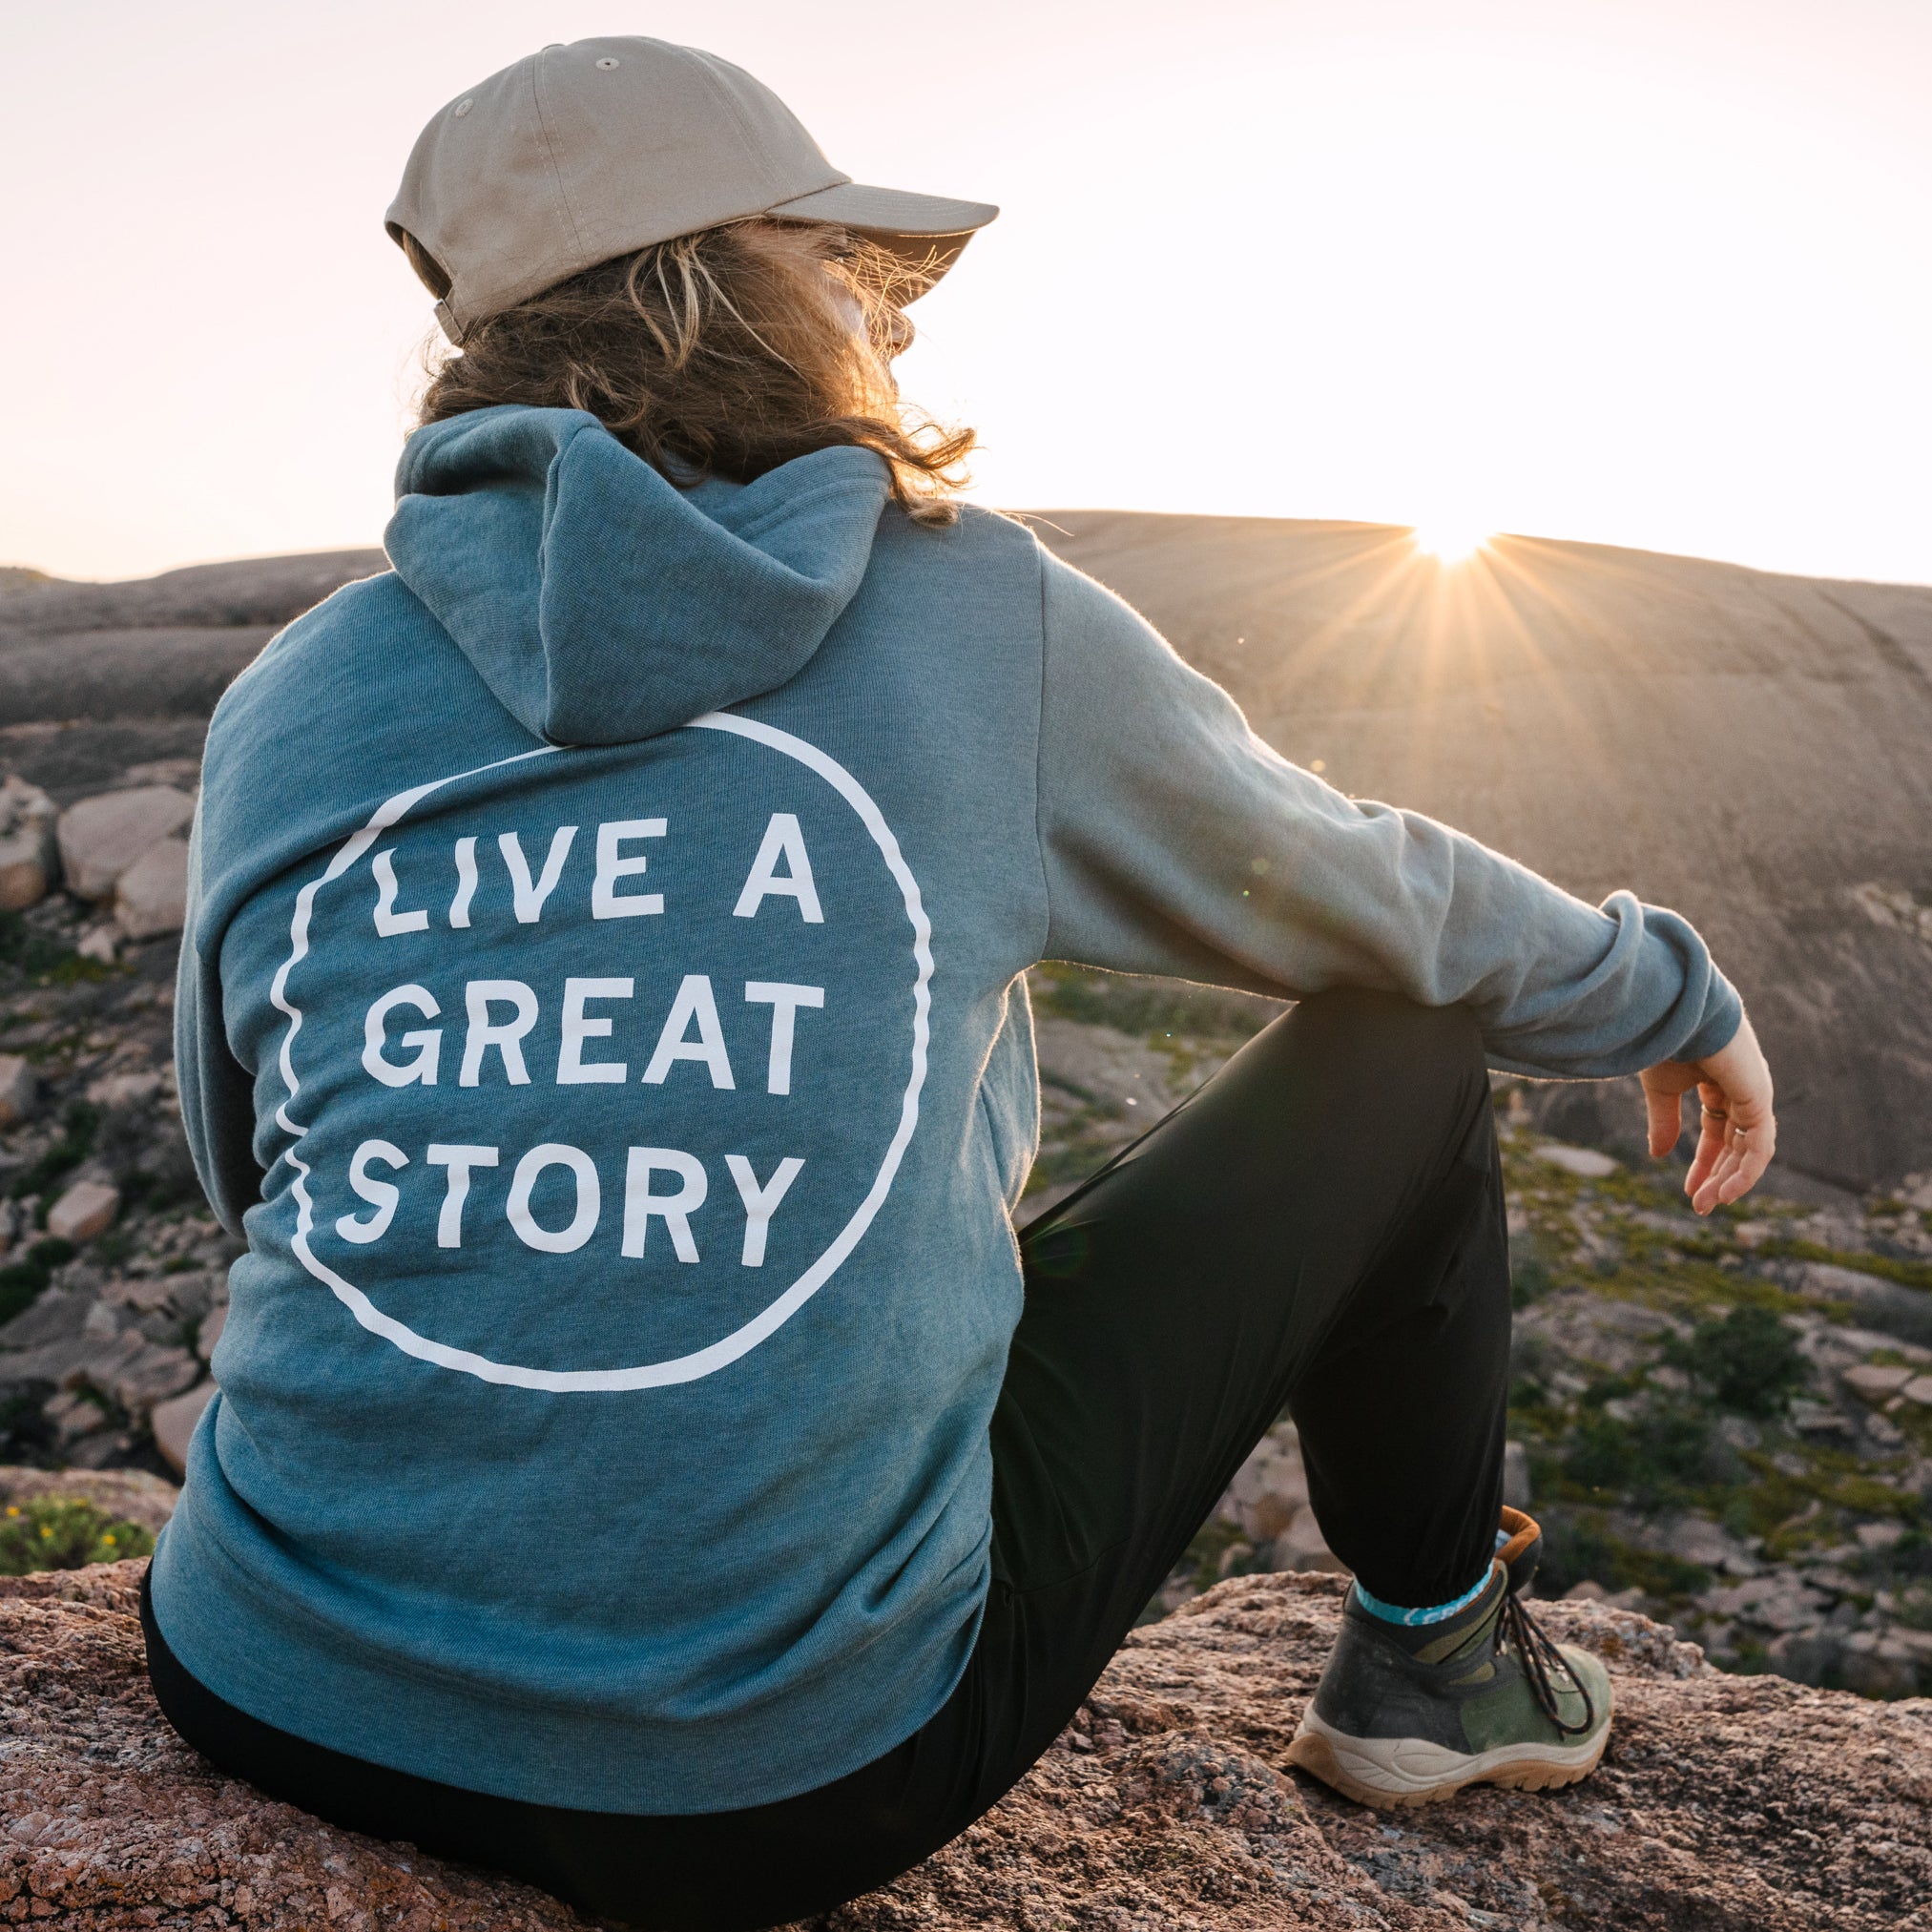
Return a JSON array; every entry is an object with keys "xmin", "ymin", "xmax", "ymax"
[{"xmin": 1286, "ymin": 988, "xmax": 1487, "ymax": 1106}]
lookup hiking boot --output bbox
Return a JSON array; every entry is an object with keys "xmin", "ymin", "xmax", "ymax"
[{"xmin": 1284, "ymin": 1507, "xmax": 1611, "ymax": 1807}]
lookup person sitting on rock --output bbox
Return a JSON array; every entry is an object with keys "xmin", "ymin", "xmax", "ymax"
[{"xmin": 142, "ymin": 35, "xmax": 1777, "ymax": 1930}]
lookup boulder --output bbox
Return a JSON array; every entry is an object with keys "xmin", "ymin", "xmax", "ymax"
[
  {"xmin": 1, "ymin": 1567, "xmax": 1929, "ymax": 1928},
  {"xmin": 150, "ymin": 1379, "xmax": 214, "ymax": 1476},
  {"xmin": 1840, "ymin": 1631, "xmax": 1924, "ymax": 1700},
  {"xmin": 1845, "ymin": 1362, "xmax": 1917, "ymax": 1399},
  {"xmin": 0, "ymin": 1051, "xmax": 38, "ymax": 1127},
  {"xmin": 1271, "ymin": 1505, "xmax": 1346, "ymax": 1573},
  {"xmin": 114, "ymin": 831, "xmax": 191, "ymax": 939},
  {"xmin": 54, "ymin": 785, "xmax": 195, "ymax": 902},
  {"xmin": 0, "ymin": 1464, "xmax": 177, "ymax": 1534},
  {"xmin": 74, "ymin": 921, "xmax": 119, "ymax": 963},
  {"xmin": 46, "ymin": 1177, "xmax": 119, "ymax": 1243},
  {"xmin": 1534, "ymin": 1141, "xmax": 1621, "ymax": 1179},
  {"xmin": 0, "ymin": 775, "xmax": 58, "ymax": 909},
  {"xmin": 104, "ymin": 1341, "xmax": 200, "ymax": 1418},
  {"xmin": 1764, "ymin": 1628, "xmax": 1846, "ymax": 1687},
  {"xmin": 1223, "ymin": 1419, "xmax": 1310, "ymax": 1541}
]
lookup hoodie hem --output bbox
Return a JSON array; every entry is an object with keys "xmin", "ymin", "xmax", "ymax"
[{"xmin": 150, "ymin": 1505, "xmax": 987, "ymax": 1816}]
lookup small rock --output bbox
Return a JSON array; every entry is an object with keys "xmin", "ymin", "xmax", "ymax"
[
  {"xmin": 1766, "ymin": 1629, "xmax": 1844, "ymax": 1687},
  {"xmin": 108, "ymin": 1343, "xmax": 200, "ymax": 1417},
  {"xmin": 1854, "ymin": 1521, "xmax": 1906, "ymax": 1552},
  {"xmin": 102, "ymin": 1275, "xmax": 176, "ymax": 1313},
  {"xmin": 75, "ymin": 922, "xmax": 119, "ymax": 964},
  {"xmin": 87, "ymin": 1067, "xmax": 166, "ymax": 1109},
  {"xmin": 1660, "ymin": 1514, "xmax": 1748, "ymax": 1568},
  {"xmin": 114, "ymin": 834, "xmax": 190, "ymax": 940},
  {"xmin": 0, "ymin": 1052, "xmax": 39, "ymax": 1127},
  {"xmin": 150, "ymin": 1379, "xmax": 215, "ymax": 1476},
  {"xmin": 1698, "ymin": 1574, "xmax": 1830, "ymax": 1631},
  {"xmin": 54, "ymin": 785, "xmax": 195, "ymax": 903},
  {"xmin": 0, "ymin": 776, "xmax": 58, "ymax": 911},
  {"xmin": 46, "ymin": 1178, "xmax": 120, "ymax": 1243},
  {"xmin": 41, "ymin": 1387, "xmax": 110, "ymax": 1448},
  {"xmin": 196, "ymin": 1299, "xmax": 227, "ymax": 1361},
  {"xmin": 1840, "ymin": 1631, "xmax": 1922, "ymax": 1698},
  {"xmin": 1901, "ymin": 1376, "xmax": 1932, "ymax": 1406},
  {"xmin": 121, "ymin": 757, "xmax": 201, "ymax": 791},
  {"xmin": 1222, "ymin": 1421, "xmax": 1309, "ymax": 1542},
  {"xmin": 1535, "ymin": 1143, "xmax": 1620, "ymax": 1179},
  {"xmin": 1270, "ymin": 1505, "xmax": 1346, "ymax": 1573},
  {"xmin": 1843, "ymin": 1362, "xmax": 1916, "ymax": 1399},
  {"xmin": 1503, "ymin": 1440, "xmax": 1532, "ymax": 1508},
  {"xmin": 1789, "ymin": 1399, "xmax": 1857, "ymax": 1436}
]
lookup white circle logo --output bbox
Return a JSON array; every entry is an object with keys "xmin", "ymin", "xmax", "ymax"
[{"xmin": 271, "ymin": 714, "xmax": 932, "ymax": 1390}]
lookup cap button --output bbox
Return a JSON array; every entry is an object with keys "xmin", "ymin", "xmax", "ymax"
[{"xmin": 451, "ymin": 96, "xmax": 473, "ymax": 117}]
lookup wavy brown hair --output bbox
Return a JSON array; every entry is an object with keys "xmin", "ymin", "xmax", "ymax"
[{"xmin": 407, "ymin": 220, "xmax": 974, "ymax": 524}]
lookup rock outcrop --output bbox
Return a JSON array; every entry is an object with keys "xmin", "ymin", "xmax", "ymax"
[
  {"xmin": 2, "ymin": 1564, "xmax": 1927, "ymax": 1929},
  {"xmin": 0, "ymin": 551, "xmax": 383, "ymax": 736}
]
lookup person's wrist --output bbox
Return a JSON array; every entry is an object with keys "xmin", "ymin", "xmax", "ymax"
[{"xmin": 1680, "ymin": 981, "xmax": 1743, "ymax": 1068}]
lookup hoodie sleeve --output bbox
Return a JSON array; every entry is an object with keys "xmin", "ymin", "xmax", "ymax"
[
  {"xmin": 174, "ymin": 813, "xmax": 263, "ymax": 1238},
  {"xmin": 1034, "ymin": 549, "xmax": 1741, "ymax": 1078}
]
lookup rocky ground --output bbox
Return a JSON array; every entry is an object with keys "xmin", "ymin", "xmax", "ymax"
[{"xmin": 3, "ymin": 1562, "xmax": 1927, "ymax": 1929}]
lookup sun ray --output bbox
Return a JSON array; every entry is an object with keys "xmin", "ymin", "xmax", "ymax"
[{"xmin": 1412, "ymin": 522, "xmax": 1494, "ymax": 565}]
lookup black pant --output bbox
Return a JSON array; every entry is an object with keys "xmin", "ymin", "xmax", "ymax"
[{"xmin": 143, "ymin": 988, "xmax": 1510, "ymax": 1930}]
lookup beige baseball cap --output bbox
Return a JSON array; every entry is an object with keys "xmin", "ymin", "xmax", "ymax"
[{"xmin": 387, "ymin": 36, "xmax": 998, "ymax": 343}]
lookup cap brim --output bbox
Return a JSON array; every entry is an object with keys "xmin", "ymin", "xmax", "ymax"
[{"xmin": 764, "ymin": 181, "xmax": 997, "ymax": 297}]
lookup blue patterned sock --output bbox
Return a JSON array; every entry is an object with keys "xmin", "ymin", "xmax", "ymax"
[{"xmin": 1353, "ymin": 1529, "xmax": 1509, "ymax": 1628}]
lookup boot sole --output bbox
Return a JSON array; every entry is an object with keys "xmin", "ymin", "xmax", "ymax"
[{"xmin": 1284, "ymin": 1706, "xmax": 1610, "ymax": 1809}]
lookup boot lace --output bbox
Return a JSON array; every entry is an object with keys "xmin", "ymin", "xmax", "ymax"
[{"xmin": 1501, "ymin": 1591, "xmax": 1597, "ymax": 1738}]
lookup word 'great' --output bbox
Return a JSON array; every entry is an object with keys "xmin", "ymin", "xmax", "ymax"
[{"xmin": 364, "ymin": 977, "xmax": 824, "ymax": 1095}]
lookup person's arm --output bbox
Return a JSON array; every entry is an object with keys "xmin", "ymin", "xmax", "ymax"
[
  {"xmin": 1033, "ymin": 548, "xmax": 1743, "ymax": 1084},
  {"xmin": 173, "ymin": 812, "xmax": 263, "ymax": 1239}
]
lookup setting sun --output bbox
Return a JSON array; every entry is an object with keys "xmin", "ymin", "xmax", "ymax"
[{"xmin": 1412, "ymin": 523, "xmax": 1494, "ymax": 565}]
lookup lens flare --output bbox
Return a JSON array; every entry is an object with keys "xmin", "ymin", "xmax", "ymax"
[{"xmin": 1412, "ymin": 523, "xmax": 1493, "ymax": 565}]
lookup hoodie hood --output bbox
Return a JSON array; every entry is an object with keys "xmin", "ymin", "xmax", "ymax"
[{"xmin": 385, "ymin": 406, "xmax": 890, "ymax": 746}]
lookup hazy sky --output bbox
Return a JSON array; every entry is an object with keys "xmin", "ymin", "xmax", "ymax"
[{"xmin": 5, "ymin": 1, "xmax": 1929, "ymax": 584}]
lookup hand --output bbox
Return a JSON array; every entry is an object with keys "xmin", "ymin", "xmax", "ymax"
[{"xmin": 1639, "ymin": 1010, "xmax": 1776, "ymax": 1215}]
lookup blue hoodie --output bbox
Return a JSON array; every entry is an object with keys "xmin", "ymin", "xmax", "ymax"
[{"xmin": 154, "ymin": 406, "xmax": 1739, "ymax": 1813}]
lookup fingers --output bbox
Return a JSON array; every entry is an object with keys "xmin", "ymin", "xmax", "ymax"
[
  {"xmin": 1643, "ymin": 1082, "xmax": 1685, "ymax": 1160},
  {"xmin": 1684, "ymin": 1087, "xmax": 1730, "ymax": 1211},
  {"xmin": 1688, "ymin": 1086, "xmax": 1777, "ymax": 1214},
  {"xmin": 1644, "ymin": 1013, "xmax": 1777, "ymax": 1212},
  {"xmin": 1639, "ymin": 1059, "xmax": 1698, "ymax": 1160},
  {"xmin": 1647, "ymin": 1011, "xmax": 1776, "ymax": 1214}
]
